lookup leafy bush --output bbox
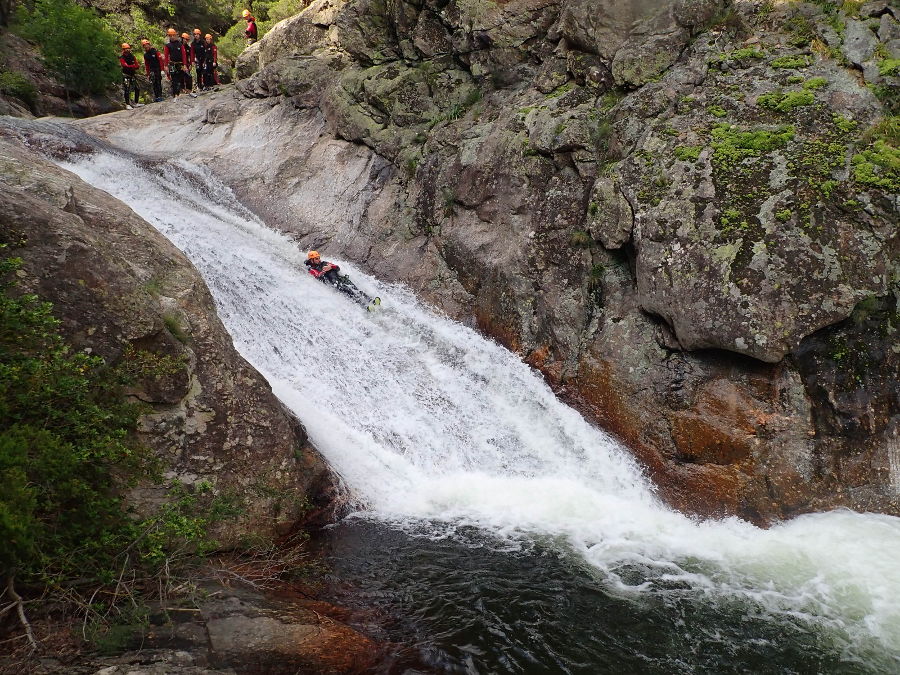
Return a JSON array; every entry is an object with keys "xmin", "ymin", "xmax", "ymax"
[
  {"xmin": 16, "ymin": 0, "xmax": 119, "ymax": 96},
  {"xmin": 0, "ymin": 69, "xmax": 36, "ymax": 111},
  {"xmin": 0, "ymin": 255, "xmax": 151, "ymax": 582}
]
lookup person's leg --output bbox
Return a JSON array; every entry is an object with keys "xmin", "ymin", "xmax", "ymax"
[
  {"xmin": 123, "ymin": 77, "xmax": 129, "ymax": 106},
  {"xmin": 131, "ymin": 77, "xmax": 139, "ymax": 104},
  {"xmin": 153, "ymin": 72, "xmax": 163, "ymax": 100}
]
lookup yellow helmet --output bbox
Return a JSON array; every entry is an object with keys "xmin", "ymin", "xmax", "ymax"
[
  {"xmin": 205, "ymin": 33, "xmax": 213, "ymax": 40},
  {"xmin": 181, "ymin": 32, "xmax": 190, "ymax": 39},
  {"xmin": 242, "ymin": 9, "xmax": 251, "ymax": 17},
  {"xmin": 307, "ymin": 250, "xmax": 320, "ymax": 260},
  {"xmin": 193, "ymin": 28, "xmax": 202, "ymax": 35},
  {"xmin": 121, "ymin": 43, "xmax": 131, "ymax": 50},
  {"xmin": 140, "ymin": 39, "xmax": 151, "ymax": 46}
]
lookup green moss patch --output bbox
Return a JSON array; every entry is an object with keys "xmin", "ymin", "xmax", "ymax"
[
  {"xmin": 674, "ymin": 145, "xmax": 702, "ymax": 161},
  {"xmin": 711, "ymin": 123, "xmax": 795, "ymax": 166},
  {"xmin": 757, "ymin": 89, "xmax": 815, "ymax": 112},
  {"xmin": 852, "ymin": 140, "xmax": 899, "ymax": 192},
  {"xmin": 770, "ymin": 55, "xmax": 810, "ymax": 69}
]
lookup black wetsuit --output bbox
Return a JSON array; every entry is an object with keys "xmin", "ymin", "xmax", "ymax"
[
  {"xmin": 143, "ymin": 46, "xmax": 163, "ymax": 101},
  {"xmin": 119, "ymin": 52, "xmax": 139, "ymax": 105},
  {"xmin": 163, "ymin": 39, "xmax": 187, "ymax": 97},
  {"xmin": 304, "ymin": 259, "xmax": 370, "ymax": 305},
  {"xmin": 191, "ymin": 38, "xmax": 206, "ymax": 88}
]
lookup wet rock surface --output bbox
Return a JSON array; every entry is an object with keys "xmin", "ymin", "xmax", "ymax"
[
  {"xmin": 0, "ymin": 122, "xmax": 335, "ymax": 545},
  {"xmin": 28, "ymin": 582, "xmax": 379, "ymax": 675},
  {"xmin": 75, "ymin": 0, "xmax": 899, "ymax": 523}
]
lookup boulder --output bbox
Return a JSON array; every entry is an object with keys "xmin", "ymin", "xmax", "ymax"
[{"xmin": 0, "ymin": 123, "xmax": 334, "ymax": 546}]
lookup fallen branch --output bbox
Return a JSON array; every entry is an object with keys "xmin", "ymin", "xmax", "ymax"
[{"xmin": 6, "ymin": 575, "xmax": 38, "ymax": 651}]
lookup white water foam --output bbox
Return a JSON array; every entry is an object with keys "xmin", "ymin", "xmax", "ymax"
[{"xmin": 62, "ymin": 150, "xmax": 900, "ymax": 665}]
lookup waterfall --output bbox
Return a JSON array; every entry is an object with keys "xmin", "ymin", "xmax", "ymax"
[{"xmin": 59, "ymin": 149, "xmax": 900, "ymax": 664}]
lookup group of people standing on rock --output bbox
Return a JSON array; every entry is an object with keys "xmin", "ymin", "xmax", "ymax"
[
  {"xmin": 117, "ymin": 9, "xmax": 257, "ymax": 109},
  {"xmin": 119, "ymin": 29, "xmax": 219, "ymax": 107}
]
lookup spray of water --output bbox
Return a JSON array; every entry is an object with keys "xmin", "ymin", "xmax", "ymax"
[{"xmin": 60, "ymin": 150, "xmax": 900, "ymax": 664}]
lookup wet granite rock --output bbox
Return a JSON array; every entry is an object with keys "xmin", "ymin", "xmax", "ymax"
[
  {"xmin": 0, "ymin": 123, "xmax": 334, "ymax": 545},
  {"xmin": 77, "ymin": 0, "xmax": 900, "ymax": 523}
]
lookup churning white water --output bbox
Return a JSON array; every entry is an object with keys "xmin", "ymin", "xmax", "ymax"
[{"xmin": 61, "ymin": 150, "xmax": 900, "ymax": 665}]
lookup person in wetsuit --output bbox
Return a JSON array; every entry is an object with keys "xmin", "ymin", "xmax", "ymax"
[
  {"xmin": 201, "ymin": 34, "xmax": 219, "ymax": 89},
  {"xmin": 119, "ymin": 43, "xmax": 140, "ymax": 108},
  {"xmin": 180, "ymin": 33, "xmax": 196, "ymax": 94},
  {"xmin": 304, "ymin": 250, "xmax": 380, "ymax": 309},
  {"xmin": 141, "ymin": 39, "xmax": 164, "ymax": 102},
  {"xmin": 190, "ymin": 29, "xmax": 206, "ymax": 90},
  {"xmin": 163, "ymin": 28, "xmax": 188, "ymax": 98}
]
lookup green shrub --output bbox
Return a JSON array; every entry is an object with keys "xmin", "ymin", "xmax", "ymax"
[
  {"xmin": 569, "ymin": 230, "xmax": 593, "ymax": 248},
  {"xmin": 878, "ymin": 59, "xmax": 900, "ymax": 77},
  {"xmin": 17, "ymin": 0, "xmax": 120, "ymax": 97},
  {"xmin": 0, "ymin": 255, "xmax": 151, "ymax": 582},
  {"xmin": 0, "ymin": 70, "xmax": 36, "ymax": 111},
  {"xmin": 707, "ymin": 104, "xmax": 728, "ymax": 118}
]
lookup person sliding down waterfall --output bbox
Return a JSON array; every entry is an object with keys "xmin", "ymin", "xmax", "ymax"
[{"xmin": 304, "ymin": 251, "xmax": 381, "ymax": 311}]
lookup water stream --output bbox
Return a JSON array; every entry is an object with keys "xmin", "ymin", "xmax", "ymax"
[{"xmin": 59, "ymin": 149, "xmax": 900, "ymax": 673}]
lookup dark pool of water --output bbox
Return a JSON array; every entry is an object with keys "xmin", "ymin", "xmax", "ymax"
[{"xmin": 315, "ymin": 520, "xmax": 892, "ymax": 674}]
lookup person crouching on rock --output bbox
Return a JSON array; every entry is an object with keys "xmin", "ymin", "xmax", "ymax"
[
  {"xmin": 202, "ymin": 34, "xmax": 219, "ymax": 89},
  {"xmin": 304, "ymin": 250, "xmax": 380, "ymax": 309},
  {"xmin": 119, "ymin": 43, "xmax": 140, "ymax": 109},
  {"xmin": 242, "ymin": 9, "xmax": 258, "ymax": 46},
  {"xmin": 141, "ymin": 39, "xmax": 164, "ymax": 102},
  {"xmin": 163, "ymin": 28, "xmax": 188, "ymax": 98}
]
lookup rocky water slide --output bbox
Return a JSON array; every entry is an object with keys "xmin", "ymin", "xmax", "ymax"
[{"xmin": 72, "ymin": 0, "xmax": 899, "ymax": 524}]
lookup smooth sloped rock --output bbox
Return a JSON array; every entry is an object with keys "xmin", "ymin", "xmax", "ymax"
[{"xmin": 0, "ymin": 122, "xmax": 334, "ymax": 545}]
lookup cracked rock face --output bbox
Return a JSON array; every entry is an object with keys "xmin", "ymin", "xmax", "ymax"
[
  {"xmin": 78, "ymin": 0, "xmax": 899, "ymax": 523},
  {"xmin": 0, "ymin": 127, "xmax": 333, "ymax": 545}
]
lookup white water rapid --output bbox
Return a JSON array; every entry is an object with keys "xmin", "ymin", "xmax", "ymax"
[{"xmin": 62, "ymin": 149, "xmax": 900, "ymax": 667}]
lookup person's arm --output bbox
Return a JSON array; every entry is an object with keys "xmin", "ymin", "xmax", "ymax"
[
  {"xmin": 129, "ymin": 58, "xmax": 140, "ymax": 72},
  {"xmin": 144, "ymin": 55, "xmax": 151, "ymax": 76},
  {"xmin": 119, "ymin": 56, "xmax": 128, "ymax": 69}
]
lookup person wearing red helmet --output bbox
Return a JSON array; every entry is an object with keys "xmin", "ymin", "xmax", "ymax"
[
  {"xmin": 179, "ymin": 32, "xmax": 198, "ymax": 96},
  {"xmin": 201, "ymin": 33, "xmax": 219, "ymax": 89},
  {"xmin": 242, "ymin": 9, "xmax": 257, "ymax": 45},
  {"xmin": 190, "ymin": 29, "xmax": 206, "ymax": 91},
  {"xmin": 118, "ymin": 43, "xmax": 140, "ymax": 109},
  {"xmin": 162, "ymin": 28, "xmax": 188, "ymax": 98},
  {"xmin": 140, "ymin": 39, "xmax": 164, "ymax": 102},
  {"xmin": 304, "ymin": 251, "xmax": 381, "ymax": 310}
]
